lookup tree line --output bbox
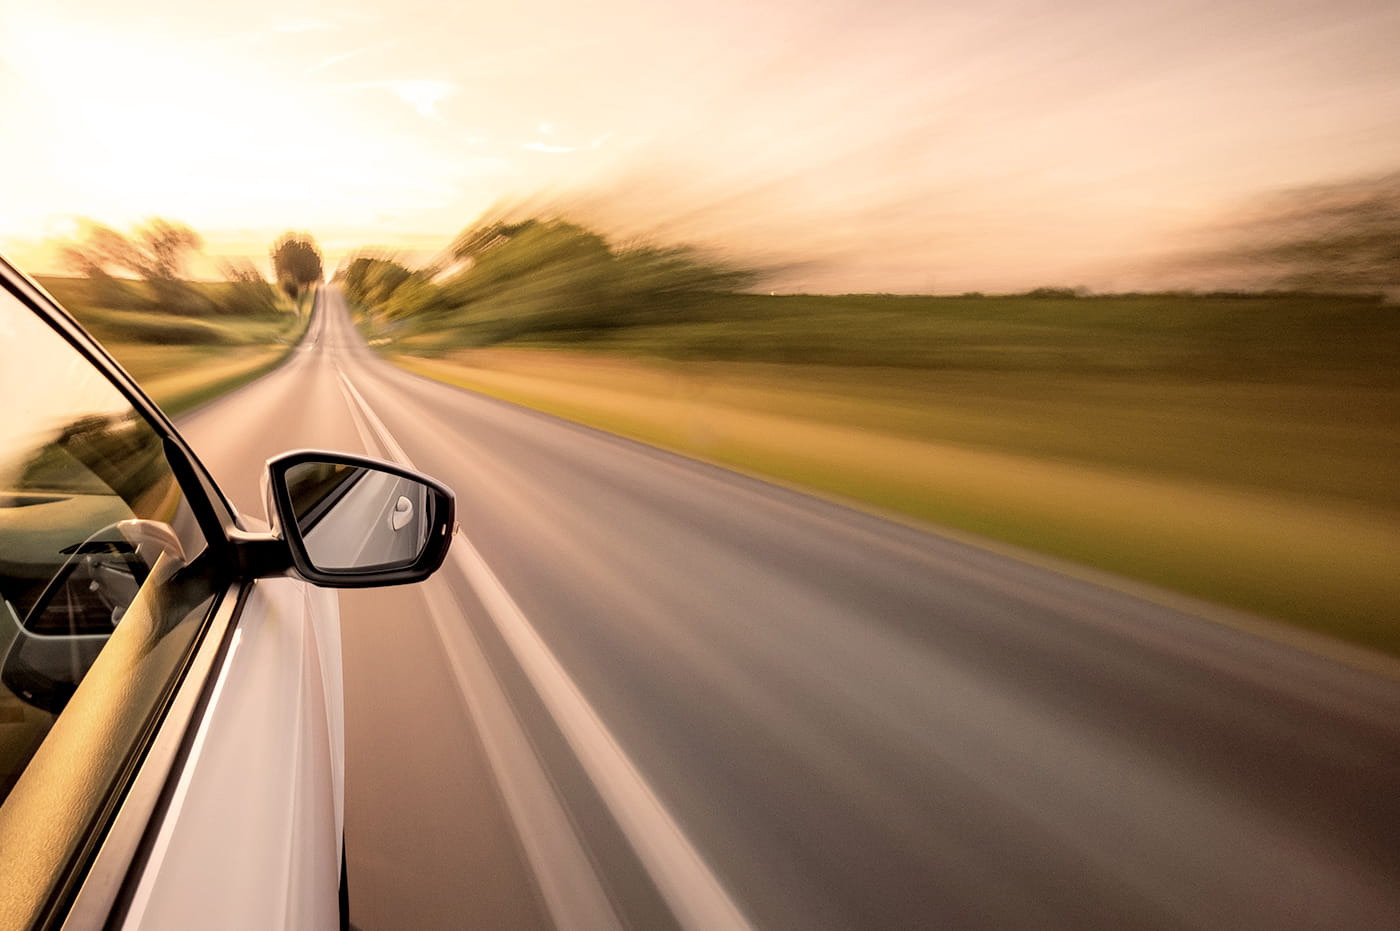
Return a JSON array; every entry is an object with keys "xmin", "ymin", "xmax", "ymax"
[
  {"xmin": 57, "ymin": 220, "xmax": 323, "ymax": 316},
  {"xmin": 338, "ymin": 217, "xmax": 758, "ymax": 344}
]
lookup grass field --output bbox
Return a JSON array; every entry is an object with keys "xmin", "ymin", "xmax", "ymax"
[
  {"xmin": 379, "ymin": 290, "xmax": 1400, "ymax": 658},
  {"xmin": 37, "ymin": 275, "xmax": 308, "ymax": 415},
  {"xmin": 380, "ymin": 290, "xmax": 1399, "ymax": 382}
]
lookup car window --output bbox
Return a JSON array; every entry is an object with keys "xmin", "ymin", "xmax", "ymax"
[{"xmin": 0, "ymin": 285, "xmax": 214, "ymax": 808}]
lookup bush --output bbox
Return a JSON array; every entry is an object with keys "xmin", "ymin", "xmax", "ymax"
[
  {"xmin": 216, "ymin": 261, "xmax": 282, "ymax": 316},
  {"xmin": 109, "ymin": 314, "xmax": 231, "ymax": 345}
]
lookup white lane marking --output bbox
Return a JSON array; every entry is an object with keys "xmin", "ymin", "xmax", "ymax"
[
  {"xmin": 340, "ymin": 371, "xmax": 621, "ymax": 929},
  {"xmin": 448, "ymin": 536, "xmax": 755, "ymax": 931},
  {"xmin": 336, "ymin": 372, "xmax": 380, "ymax": 455},
  {"xmin": 419, "ymin": 581, "xmax": 624, "ymax": 931},
  {"xmin": 336, "ymin": 368, "xmax": 755, "ymax": 931}
]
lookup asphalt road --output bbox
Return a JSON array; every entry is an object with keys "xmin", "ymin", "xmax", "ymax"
[{"xmin": 178, "ymin": 288, "xmax": 1400, "ymax": 930}]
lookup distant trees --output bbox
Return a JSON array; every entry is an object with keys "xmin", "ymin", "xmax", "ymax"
[
  {"xmin": 1197, "ymin": 171, "xmax": 1400, "ymax": 293},
  {"xmin": 270, "ymin": 233, "xmax": 324, "ymax": 300},
  {"xmin": 217, "ymin": 259, "xmax": 282, "ymax": 316},
  {"xmin": 58, "ymin": 219, "xmax": 212, "ymax": 313},
  {"xmin": 450, "ymin": 219, "xmax": 541, "ymax": 262},
  {"xmin": 366, "ymin": 216, "xmax": 761, "ymax": 343},
  {"xmin": 340, "ymin": 255, "xmax": 412, "ymax": 308},
  {"xmin": 54, "ymin": 218, "xmax": 298, "ymax": 317},
  {"xmin": 1020, "ymin": 286, "xmax": 1087, "ymax": 299}
]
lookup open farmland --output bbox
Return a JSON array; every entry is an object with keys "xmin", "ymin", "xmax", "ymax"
[{"xmin": 380, "ymin": 290, "xmax": 1400, "ymax": 655}]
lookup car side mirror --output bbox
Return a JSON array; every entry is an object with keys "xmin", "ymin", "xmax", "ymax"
[{"xmin": 264, "ymin": 450, "xmax": 455, "ymax": 588}]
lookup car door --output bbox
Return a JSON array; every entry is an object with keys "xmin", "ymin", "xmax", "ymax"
[{"xmin": 0, "ymin": 260, "xmax": 452, "ymax": 930}]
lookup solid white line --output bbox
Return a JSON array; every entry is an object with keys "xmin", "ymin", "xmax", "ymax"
[
  {"xmin": 339, "ymin": 369, "xmax": 622, "ymax": 929},
  {"xmin": 335, "ymin": 366, "xmax": 754, "ymax": 931},
  {"xmin": 336, "ymin": 371, "xmax": 412, "ymax": 465},
  {"xmin": 339, "ymin": 368, "xmax": 623, "ymax": 930},
  {"xmin": 419, "ymin": 580, "xmax": 623, "ymax": 931},
  {"xmin": 335, "ymin": 371, "xmax": 380, "ymax": 456},
  {"xmin": 448, "ymin": 536, "xmax": 754, "ymax": 931}
]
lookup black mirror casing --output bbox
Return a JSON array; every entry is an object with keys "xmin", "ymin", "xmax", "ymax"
[{"xmin": 264, "ymin": 450, "xmax": 455, "ymax": 588}]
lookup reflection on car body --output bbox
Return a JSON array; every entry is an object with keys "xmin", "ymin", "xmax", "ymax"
[{"xmin": 2, "ymin": 519, "xmax": 181, "ymax": 714}]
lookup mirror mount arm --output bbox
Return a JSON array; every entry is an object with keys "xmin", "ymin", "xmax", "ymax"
[{"xmin": 227, "ymin": 528, "xmax": 294, "ymax": 580}]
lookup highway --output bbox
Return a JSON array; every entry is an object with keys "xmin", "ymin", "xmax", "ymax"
[{"xmin": 178, "ymin": 288, "xmax": 1400, "ymax": 930}]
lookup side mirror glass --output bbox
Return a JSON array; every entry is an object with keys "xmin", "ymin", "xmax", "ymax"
[{"xmin": 265, "ymin": 451, "xmax": 455, "ymax": 587}]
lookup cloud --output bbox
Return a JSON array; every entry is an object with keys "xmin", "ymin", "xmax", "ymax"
[
  {"xmin": 523, "ymin": 141, "xmax": 578, "ymax": 154},
  {"xmin": 273, "ymin": 18, "xmax": 334, "ymax": 34},
  {"xmin": 307, "ymin": 39, "xmax": 399, "ymax": 74},
  {"xmin": 359, "ymin": 79, "xmax": 457, "ymax": 118},
  {"xmin": 522, "ymin": 132, "xmax": 613, "ymax": 154}
]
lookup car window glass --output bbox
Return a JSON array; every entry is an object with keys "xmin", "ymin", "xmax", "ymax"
[{"xmin": 0, "ymin": 286, "xmax": 211, "ymax": 806}]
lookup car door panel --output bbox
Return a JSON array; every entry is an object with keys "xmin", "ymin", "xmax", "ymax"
[
  {"xmin": 0, "ymin": 555, "xmax": 226, "ymax": 928},
  {"xmin": 1, "ymin": 258, "xmax": 451, "ymax": 930},
  {"xmin": 118, "ymin": 578, "xmax": 343, "ymax": 931}
]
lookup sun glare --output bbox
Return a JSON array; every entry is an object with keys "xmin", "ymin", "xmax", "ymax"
[
  {"xmin": 2, "ymin": 0, "xmax": 1398, "ymax": 291},
  {"xmin": 12, "ymin": 17, "xmax": 278, "ymax": 215},
  {"xmin": 1, "ymin": 8, "xmax": 477, "ymax": 259}
]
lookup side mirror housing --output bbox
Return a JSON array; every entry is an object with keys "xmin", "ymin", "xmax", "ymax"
[{"xmin": 264, "ymin": 450, "xmax": 455, "ymax": 588}]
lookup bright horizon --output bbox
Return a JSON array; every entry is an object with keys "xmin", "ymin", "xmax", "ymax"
[{"xmin": 2, "ymin": 0, "xmax": 1398, "ymax": 292}]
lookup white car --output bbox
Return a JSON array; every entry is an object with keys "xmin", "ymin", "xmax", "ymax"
[{"xmin": 0, "ymin": 257, "xmax": 455, "ymax": 930}]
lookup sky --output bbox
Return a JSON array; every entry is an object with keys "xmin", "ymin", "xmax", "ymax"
[{"xmin": 2, "ymin": 0, "xmax": 1398, "ymax": 292}]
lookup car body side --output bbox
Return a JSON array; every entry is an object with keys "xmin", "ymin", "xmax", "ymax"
[{"xmin": 0, "ymin": 260, "xmax": 356, "ymax": 931}]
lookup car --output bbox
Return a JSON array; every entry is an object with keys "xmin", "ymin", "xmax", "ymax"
[{"xmin": 0, "ymin": 255, "xmax": 455, "ymax": 930}]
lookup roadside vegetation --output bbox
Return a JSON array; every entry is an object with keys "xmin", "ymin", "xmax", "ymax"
[
  {"xmin": 42, "ymin": 220, "xmax": 321, "ymax": 415},
  {"xmin": 346, "ymin": 213, "xmax": 1400, "ymax": 657}
]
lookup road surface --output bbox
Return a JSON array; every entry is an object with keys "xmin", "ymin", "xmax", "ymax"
[{"xmin": 177, "ymin": 288, "xmax": 1400, "ymax": 930}]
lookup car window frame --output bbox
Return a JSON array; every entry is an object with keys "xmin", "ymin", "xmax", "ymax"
[
  {"xmin": 0, "ymin": 262, "xmax": 243, "ymax": 539},
  {"xmin": 0, "ymin": 259, "xmax": 254, "ymax": 929}
]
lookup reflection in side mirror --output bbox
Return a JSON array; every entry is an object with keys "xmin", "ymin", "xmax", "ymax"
[
  {"xmin": 266, "ymin": 451, "xmax": 455, "ymax": 588},
  {"xmin": 284, "ymin": 462, "xmax": 430, "ymax": 570}
]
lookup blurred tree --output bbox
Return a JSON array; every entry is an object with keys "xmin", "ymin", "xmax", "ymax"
[
  {"xmin": 440, "ymin": 219, "xmax": 615, "ymax": 339},
  {"xmin": 341, "ymin": 255, "xmax": 412, "ymax": 308},
  {"xmin": 137, "ymin": 219, "xmax": 203, "ymax": 280},
  {"xmin": 449, "ymin": 219, "xmax": 540, "ymax": 261},
  {"xmin": 57, "ymin": 219, "xmax": 211, "ymax": 313},
  {"xmin": 611, "ymin": 245, "xmax": 757, "ymax": 299},
  {"xmin": 1202, "ymin": 172, "xmax": 1400, "ymax": 293},
  {"xmin": 57, "ymin": 233, "xmax": 142, "ymax": 309},
  {"xmin": 270, "ymin": 233, "xmax": 324, "ymax": 297},
  {"xmin": 380, "ymin": 273, "xmax": 451, "ymax": 323},
  {"xmin": 216, "ymin": 260, "xmax": 282, "ymax": 316},
  {"xmin": 344, "ymin": 215, "xmax": 759, "ymax": 344},
  {"xmin": 425, "ymin": 216, "xmax": 758, "ymax": 342}
]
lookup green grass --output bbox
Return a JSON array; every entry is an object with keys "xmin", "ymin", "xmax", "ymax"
[
  {"xmin": 35, "ymin": 275, "xmax": 308, "ymax": 415},
  {"xmin": 380, "ymin": 287, "xmax": 1400, "ymax": 659},
  {"xmin": 381, "ymin": 291, "xmax": 1400, "ymax": 384},
  {"xmin": 109, "ymin": 344, "xmax": 294, "ymax": 416}
]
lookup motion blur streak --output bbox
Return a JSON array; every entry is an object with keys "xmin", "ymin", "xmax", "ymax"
[
  {"xmin": 6, "ymin": 1, "xmax": 1400, "ymax": 293},
  {"xmin": 339, "ymin": 353, "xmax": 752, "ymax": 931},
  {"xmin": 175, "ymin": 289, "xmax": 1400, "ymax": 930},
  {"xmin": 341, "ymin": 349, "xmax": 622, "ymax": 929},
  {"xmin": 447, "ymin": 536, "xmax": 754, "ymax": 931},
  {"xmin": 417, "ymin": 581, "xmax": 623, "ymax": 931}
]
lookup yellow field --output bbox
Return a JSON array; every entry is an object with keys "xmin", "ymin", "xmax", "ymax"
[
  {"xmin": 396, "ymin": 348, "xmax": 1400, "ymax": 659},
  {"xmin": 120, "ymin": 345, "xmax": 289, "ymax": 414}
]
